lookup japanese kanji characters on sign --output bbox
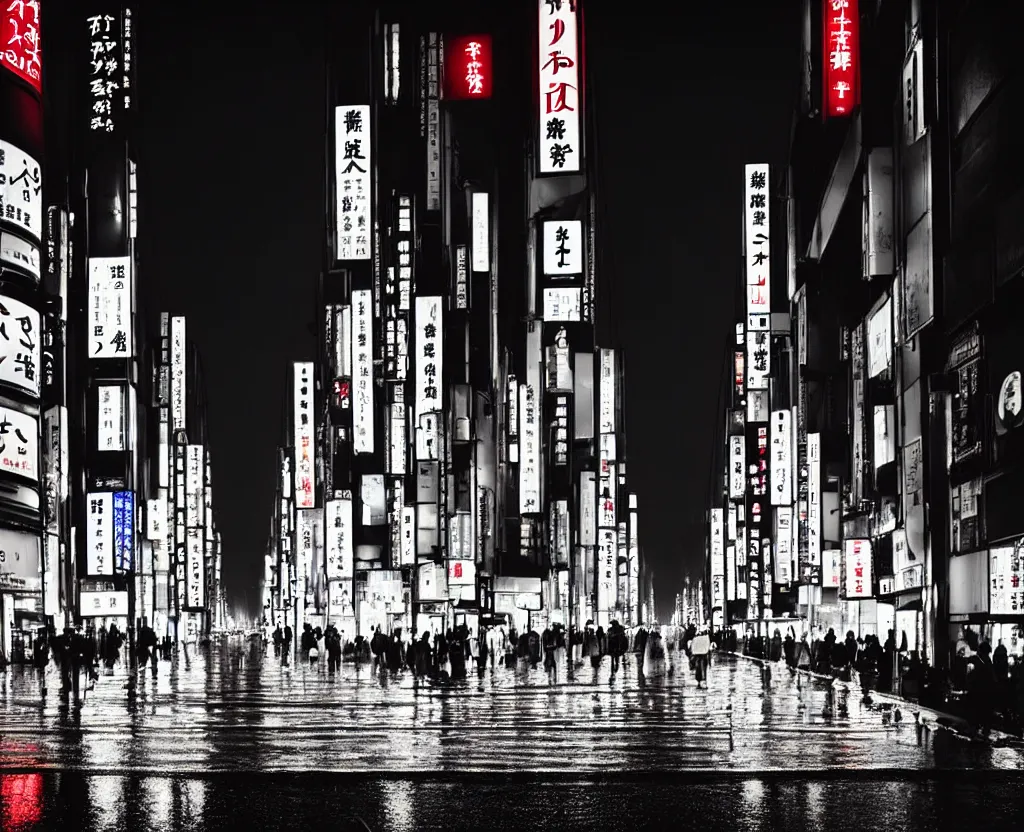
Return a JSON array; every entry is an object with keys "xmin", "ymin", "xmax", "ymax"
[
  {"xmin": 292, "ymin": 361, "xmax": 316, "ymax": 509},
  {"xmin": 519, "ymin": 383, "xmax": 541, "ymax": 514},
  {"xmin": 0, "ymin": 0, "xmax": 41, "ymax": 92},
  {"xmin": 542, "ymin": 220, "xmax": 582, "ymax": 276},
  {"xmin": 113, "ymin": 490, "xmax": 134, "ymax": 571},
  {"xmin": 415, "ymin": 296, "xmax": 443, "ymax": 422},
  {"xmin": 597, "ymin": 528, "xmax": 616, "ymax": 617},
  {"xmin": 770, "ymin": 409, "xmax": 792, "ymax": 506},
  {"xmin": 445, "ymin": 34, "xmax": 492, "ymax": 100},
  {"xmin": 170, "ymin": 316, "xmax": 186, "ymax": 430},
  {"xmin": 746, "ymin": 313, "xmax": 770, "ymax": 390},
  {"xmin": 0, "ymin": 140, "xmax": 42, "ymax": 241},
  {"xmin": 0, "ymin": 406, "xmax": 36, "ymax": 482},
  {"xmin": 351, "ymin": 290, "xmax": 374, "ymax": 455},
  {"xmin": 472, "ymin": 192, "xmax": 489, "ymax": 272},
  {"xmin": 78, "ymin": 590, "xmax": 129, "ymax": 618},
  {"xmin": 537, "ymin": 0, "xmax": 580, "ymax": 175},
  {"xmin": 334, "ymin": 105, "xmax": 371, "ymax": 261},
  {"xmin": 823, "ymin": 0, "xmax": 859, "ymax": 118},
  {"xmin": 542, "ymin": 287, "xmax": 581, "ymax": 322},
  {"xmin": 455, "ymin": 245, "xmax": 468, "ymax": 309},
  {"xmin": 0, "ymin": 294, "xmax": 40, "ymax": 397},
  {"xmin": 598, "ymin": 348, "xmax": 615, "ymax": 434},
  {"xmin": 0, "ymin": 230, "xmax": 40, "ymax": 280},
  {"xmin": 86, "ymin": 12, "xmax": 121, "ymax": 133},
  {"xmin": 843, "ymin": 538, "xmax": 872, "ymax": 598},
  {"xmin": 744, "ymin": 164, "xmax": 770, "ymax": 316},
  {"xmin": 807, "ymin": 432, "xmax": 822, "ymax": 581},
  {"xmin": 186, "ymin": 527, "xmax": 204, "ymax": 609},
  {"xmin": 87, "ymin": 256, "xmax": 132, "ymax": 358},
  {"xmin": 729, "ymin": 435, "xmax": 745, "ymax": 500},
  {"xmin": 426, "ymin": 33, "xmax": 441, "ymax": 211},
  {"xmin": 86, "ymin": 491, "xmax": 112, "ymax": 574},
  {"xmin": 96, "ymin": 384, "xmax": 124, "ymax": 451}
]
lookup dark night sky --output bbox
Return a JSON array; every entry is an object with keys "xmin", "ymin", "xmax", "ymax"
[{"xmin": 134, "ymin": 3, "xmax": 799, "ymax": 618}]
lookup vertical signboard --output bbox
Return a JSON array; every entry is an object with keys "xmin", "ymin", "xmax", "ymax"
[
  {"xmin": 744, "ymin": 164, "xmax": 770, "ymax": 318},
  {"xmin": 519, "ymin": 384, "xmax": 541, "ymax": 514},
  {"xmin": 445, "ymin": 34, "xmax": 492, "ymax": 100},
  {"xmin": 710, "ymin": 508, "xmax": 725, "ymax": 608},
  {"xmin": 597, "ymin": 528, "xmax": 616, "ymax": 621},
  {"xmin": 113, "ymin": 490, "xmax": 134, "ymax": 572},
  {"xmin": 823, "ymin": 0, "xmax": 860, "ymax": 118},
  {"xmin": 334, "ymin": 105, "xmax": 371, "ymax": 261},
  {"xmin": 806, "ymin": 432, "xmax": 822, "ymax": 583},
  {"xmin": 351, "ymin": 290, "xmax": 374, "ymax": 454},
  {"xmin": 87, "ymin": 491, "xmax": 113, "ymax": 575},
  {"xmin": 770, "ymin": 409, "xmax": 791, "ymax": 506},
  {"xmin": 0, "ymin": 1, "xmax": 42, "ymax": 92},
  {"xmin": 543, "ymin": 220, "xmax": 583, "ymax": 276},
  {"xmin": 170, "ymin": 316, "xmax": 186, "ymax": 431},
  {"xmin": 598, "ymin": 348, "xmax": 615, "ymax": 434},
  {"xmin": 186, "ymin": 527, "xmax": 204, "ymax": 609},
  {"xmin": 293, "ymin": 362, "xmax": 315, "ymax": 509},
  {"xmin": 0, "ymin": 140, "xmax": 42, "ymax": 242},
  {"xmin": 843, "ymin": 538, "xmax": 872, "ymax": 599},
  {"xmin": 775, "ymin": 506, "xmax": 792, "ymax": 584},
  {"xmin": 729, "ymin": 435, "xmax": 745, "ymax": 500},
  {"xmin": 425, "ymin": 33, "xmax": 440, "ymax": 211},
  {"xmin": 472, "ymin": 193, "xmax": 489, "ymax": 272},
  {"xmin": 537, "ymin": 0, "xmax": 581, "ymax": 174},
  {"xmin": 415, "ymin": 295, "xmax": 443, "ymax": 424},
  {"xmin": 87, "ymin": 257, "xmax": 132, "ymax": 358}
]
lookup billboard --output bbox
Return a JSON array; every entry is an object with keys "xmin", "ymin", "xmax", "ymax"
[
  {"xmin": 542, "ymin": 287, "xmax": 581, "ymax": 322},
  {"xmin": 710, "ymin": 508, "xmax": 725, "ymax": 607},
  {"xmin": 170, "ymin": 316, "xmax": 186, "ymax": 431},
  {"xmin": 0, "ymin": 294, "xmax": 41, "ymax": 397},
  {"xmin": 334, "ymin": 105, "xmax": 371, "ymax": 260},
  {"xmin": 415, "ymin": 296, "xmax": 443, "ymax": 422},
  {"xmin": 186, "ymin": 527, "xmax": 204, "ymax": 609},
  {"xmin": 542, "ymin": 220, "xmax": 583, "ymax": 276},
  {"xmin": 292, "ymin": 362, "xmax": 315, "ymax": 509},
  {"xmin": 744, "ymin": 163, "xmax": 770, "ymax": 317},
  {"xmin": 0, "ymin": 406, "xmax": 37, "ymax": 482},
  {"xmin": 86, "ymin": 491, "xmax": 113, "ymax": 574},
  {"xmin": 87, "ymin": 256, "xmax": 132, "ymax": 358},
  {"xmin": 598, "ymin": 348, "xmax": 615, "ymax": 434},
  {"xmin": 729, "ymin": 435, "xmax": 745, "ymax": 500},
  {"xmin": 86, "ymin": 10, "xmax": 132, "ymax": 133},
  {"xmin": 0, "ymin": 0, "xmax": 42, "ymax": 92},
  {"xmin": 113, "ymin": 490, "xmax": 134, "ymax": 571},
  {"xmin": 843, "ymin": 538, "xmax": 872, "ymax": 599},
  {"xmin": 770, "ymin": 409, "xmax": 791, "ymax": 506},
  {"xmin": 807, "ymin": 432, "xmax": 822, "ymax": 582},
  {"xmin": 537, "ymin": 0, "xmax": 581, "ymax": 174},
  {"xmin": 96, "ymin": 384, "xmax": 124, "ymax": 451},
  {"xmin": 0, "ymin": 140, "xmax": 42, "ymax": 242},
  {"xmin": 351, "ymin": 290, "xmax": 374, "ymax": 455},
  {"xmin": 325, "ymin": 494, "xmax": 354, "ymax": 581},
  {"xmin": 519, "ymin": 383, "xmax": 541, "ymax": 514},
  {"xmin": 823, "ymin": 0, "xmax": 860, "ymax": 118},
  {"xmin": 445, "ymin": 34, "xmax": 492, "ymax": 99}
]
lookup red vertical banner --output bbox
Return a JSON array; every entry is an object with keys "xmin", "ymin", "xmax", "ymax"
[
  {"xmin": 0, "ymin": 0, "xmax": 42, "ymax": 93},
  {"xmin": 445, "ymin": 35, "xmax": 492, "ymax": 100},
  {"xmin": 823, "ymin": 0, "xmax": 860, "ymax": 118}
]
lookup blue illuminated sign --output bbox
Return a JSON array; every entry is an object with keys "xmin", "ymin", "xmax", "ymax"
[{"xmin": 113, "ymin": 490, "xmax": 135, "ymax": 572}]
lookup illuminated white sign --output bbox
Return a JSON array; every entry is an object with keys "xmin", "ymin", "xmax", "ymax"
[
  {"xmin": 325, "ymin": 495, "xmax": 353, "ymax": 581},
  {"xmin": 729, "ymin": 435, "xmax": 745, "ymax": 500},
  {"xmin": 598, "ymin": 348, "xmax": 615, "ymax": 434},
  {"xmin": 579, "ymin": 471, "xmax": 596, "ymax": 547},
  {"xmin": 79, "ymin": 590, "xmax": 129, "ymax": 618},
  {"xmin": 293, "ymin": 361, "xmax": 315, "ymax": 510},
  {"xmin": 519, "ymin": 384, "xmax": 541, "ymax": 514},
  {"xmin": 415, "ymin": 296, "xmax": 443, "ymax": 422},
  {"xmin": 537, "ymin": 0, "xmax": 581, "ymax": 175},
  {"xmin": 990, "ymin": 543, "xmax": 1023, "ymax": 616},
  {"xmin": 170, "ymin": 316, "xmax": 186, "ymax": 431},
  {"xmin": 86, "ymin": 491, "xmax": 113, "ymax": 575},
  {"xmin": 472, "ymin": 192, "xmax": 489, "ymax": 272},
  {"xmin": 400, "ymin": 505, "xmax": 415, "ymax": 567},
  {"xmin": 744, "ymin": 163, "xmax": 770, "ymax": 316},
  {"xmin": 447, "ymin": 559, "xmax": 476, "ymax": 586},
  {"xmin": 455, "ymin": 244, "xmax": 468, "ymax": 309},
  {"xmin": 186, "ymin": 527, "xmax": 204, "ymax": 609},
  {"xmin": 542, "ymin": 287, "xmax": 581, "ymax": 322},
  {"xmin": 542, "ymin": 220, "xmax": 583, "ymax": 275},
  {"xmin": 746, "ymin": 312, "xmax": 770, "ymax": 390},
  {"xmin": 334, "ymin": 105, "xmax": 371, "ymax": 261},
  {"xmin": 597, "ymin": 528, "xmax": 616, "ymax": 620},
  {"xmin": 96, "ymin": 384, "xmax": 125, "ymax": 451},
  {"xmin": 87, "ymin": 256, "xmax": 133, "ymax": 358},
  {"xmin": 0, "ymin": 406, "xmax": 37, "ymax": 483},
  {"xmin": 0, "ymin": 293, "xmax": 40, "ymax": 397},
  {"xmin": 0, "ymin": 231, "xmax": 40, "ymax": 281},
  {"xmin": 351, "ymin": 289, "xmax": 374, "ymax": 455},
  {"xmin": 770, "ymin": 409, "xmax": 791, "ymax": 506},
  {"xmin": 822, "ymin": 548, "xmax": 841, "ymax": 589},
  {"xmin": 710, "ymin": 508, "xmax": 725, "ymax": 607},
  {"xmin": 808, "ymin": 432, "xmax": 821, "ymax": 575},
  {"xmin": 774, "ymin": 506, "xmax": 792, "ymax": 584},
  {"xmin": 0, "ymin": 139, "xmax": 42, "ymax": 241},
  {"xmin": 844, "ymin": 538, "xmax": 873, "ymax": 599},
  {"xmin": 186, "ymin": 444, "xmax": 203, "ymax": 529}
]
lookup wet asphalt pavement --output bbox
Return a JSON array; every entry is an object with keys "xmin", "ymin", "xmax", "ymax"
[{"xmin": 1, "ymin": 643, "xmax": 1022, "ymax": 830}]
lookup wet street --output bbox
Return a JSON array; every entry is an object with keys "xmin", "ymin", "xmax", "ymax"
[{"xmin": 1, "ymin": 645, "xmax": 1022, "ymax": 830}]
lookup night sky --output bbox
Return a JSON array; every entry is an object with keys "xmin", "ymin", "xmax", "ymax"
[{"xmin": 134, "ymin": 3, "xmax": 798, "ymax": 619}]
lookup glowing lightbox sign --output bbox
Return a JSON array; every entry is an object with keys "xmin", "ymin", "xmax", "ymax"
[
  {"xmin": 351, "ymin": 290, "xmax": 374, "ymax": 455},
  {"xmin": 542, "ymin": 220, "xmax": 583, "ymax": 276},
  {"xmin": 537, "ymin": 0, "xmax": 581, "ymax": 174},
  {"xmin": 293, "ymin": 361, "xmax": 315, "ymax": 509},
  {"xmin": 1, "ymin": 0, "xmax": 41, "ymax": 92},
  {"xmin": 87, "ymin": 256, "xmax": 132, "ymax": 358},
  {"xmin": 445, "ymin": 34, "xmax": 492, "ymax": 100},
  {"xmin": 823, "ymin": 0, "xmax": 860, "ymax": 118},
  {"xmin": 744, "ymin": 163, "xmax": 770, "ymax": 317},
  {"xmin": 334, "ymin": 105, "xmax": 371, "ymax": 261},
  {"xmin": 0, "ymin": 139, "xmax": 42, "ymax": 241},
  {"xmin": 472, "ymin": 192, "xmax": 489, "ymax": 272}
]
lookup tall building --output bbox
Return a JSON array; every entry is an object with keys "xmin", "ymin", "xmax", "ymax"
[
  {"xmin": 0, "ymin": 0, "xmax": 45, "ymax": 662},
  {"xmin": 706, "ymin": 0, "xmax": 1024, "ymax": 669},
  {"xmin": 262, "ymin": 1, "xmax": 647, "ymax": 639}
]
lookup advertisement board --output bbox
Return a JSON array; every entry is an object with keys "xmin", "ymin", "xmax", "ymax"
[
  {"xmin": 0, "ymin": 139, "xmax": 42, "ymax": 241},
  {"xmin": 0, "ymin": 294, "xmax": 41, "ymax": 397},
  {"xmin": 293, "ymin": 361, "xmax": 315, "ymax": 509},
  {"xmin": 351, "ymin": 290, "xmax": 374, "ymax": 455},
  {"xmin": 334, "ymin": 105, "xmax": 371, "ymax": 261},
  {"xmin": 537, "ymin": 0, "xmax": 581, "ymax": 174},
  {"xmin": 87, "ymin": 257, "xmax": 132, "ymax": 358}
]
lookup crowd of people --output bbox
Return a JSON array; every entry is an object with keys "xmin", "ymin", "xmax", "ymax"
[{"xmin": 720, "ymin": 623, "xmax": 1023, "ymax": 737}]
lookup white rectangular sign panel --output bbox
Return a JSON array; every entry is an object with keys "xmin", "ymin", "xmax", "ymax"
[
  {"xmin": 186, "ymin": 527, "xmax": 205, "ymax": 609},
  {"xmin": 293, "ymin": 361, "xmax": 315, "ymax": 509},
  {"xmin": 844, "ymin": 538, "xmax": 873, "ymax": 599},
  {"xmin": 472, "ymin": 192, "xmax": 489, "ymax": 272},
  {"xmin": 0, "ymin": 139, "xmax": 42, "ymax": 241},
  {"xmin": 744, "ymin": 163, "xmax": 770, "ymax": 316},
  {"xmin": 170, "ymin": 316, "xmax": 186, "ymax": 431},
  {"xmin": 542, "ymin": 220, "xmax": 583, "ymax": 276},
  {"xmin": 0, "ymin": 406, "xmax": 37, "ymax": 482},
  {"xmin": 0, "ymin": 294, "xmax": 41, "ymax": 397},
  {"xmin": 519, "ymin": 383, "xmax": 541, "ymax": 514},
  {"xmin": 325, "ymin": 496, "xmax": 354, "ymax": 580},
  {"xmin": 542, "ymin": 287, "xmax": 581, "ymax": 322},
  {"xmin": 597, "ymin": 528, "xmax": 617, "ymax": 617},
  {"xmin": 415, "ymin": 296, "xmax": 443, "ymax": 421},
  {"xmin": 96, "ymin": 384, "xmax": 124, "ymax": 451},
  {"xmin": 537, "ymin": 0, "xmax": 581, "ymax": 174},
  {"xmin": 770, "ymin": 409, "xmax": 792, "ymax": 506},
  {"xmin": 710, "ymin": 508, "xmax": 725, "ymax": 606},
  {"xmin": 86, "ymin": 491, "xmax": 113, "ymax": 575},
  {"xmin": 729, "ymin": 435, "xmax": 745, "ymax": 500},
  {"xmin": 808, "ymin": 432, "xmax": 822, "ymax": 576},
  {"xmin": 579, "ymin": 471, "xmax": 596, "ymax": 547},
  {"xmin": 351, "ymin": 290, "xmax": 374, "ymax": 455},
  {"xmin": 0, "ymin": 230, "xmax": 40, "ymax": 281},
  {"xmin": 79, "ymin": 590, "xmax": 129, "ymax": 618},
  {"xmin": 87, "ymin": 256, "xmax": 132, "ymax": 358},
  {"xmin": 774, "ymin": 506, "xmax": 793, "ymax": 584},
  {"xmin": 598, "ymin": 348, "xmax": 615, "ymax": 434},
  {"xmin": 334, "ymin": 105, "xmax": 371, "ymax": 261}
]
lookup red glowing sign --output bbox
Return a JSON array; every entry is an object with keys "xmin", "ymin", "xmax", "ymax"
[
  {"xmin": 453, "ymin": 562, "xmax": 463, "ymax": 579},
  {"xmin": 445, "ymin": 34, "xmax": 492, "ymax": 100},
  {"xmin": 823, "ymin": 0, "xmax": 859, "ymax": 118},
  {"xmin": 1, "ymin": 0, "xmax": 42, "ymax": 93}
]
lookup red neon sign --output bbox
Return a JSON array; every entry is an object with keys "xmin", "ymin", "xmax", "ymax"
[
  {"xmin": 0, "ymin": 0, "xmax": 42, "ymax": 93},
  {"xmin": 823, "ymin": 0, "xmax": 859, "ymax": 118},
  {"xmin": 445, "ymin": 34, "xmax": 492, "ymax": 100}
]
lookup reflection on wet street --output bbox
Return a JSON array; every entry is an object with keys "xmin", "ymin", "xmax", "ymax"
[{"xmin": 1, "ymin": 646, "xmax": 1022, "ymax": 829}]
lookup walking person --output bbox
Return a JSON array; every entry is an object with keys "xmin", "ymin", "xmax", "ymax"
[{"xmin": 691, "ymin": 629, "xmax": 711, "ymax": 688}]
